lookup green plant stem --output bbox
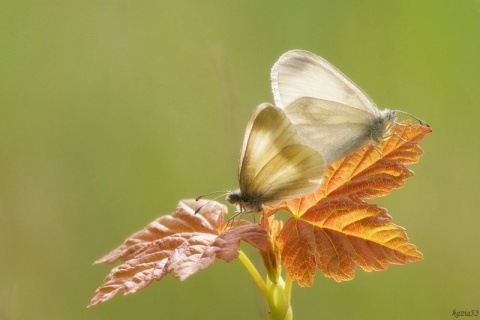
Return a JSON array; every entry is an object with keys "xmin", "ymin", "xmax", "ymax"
[
  {"xmin": 238, "ymin": 250, "xmax": 268, "ymax": 300},
  {"xmin": 266, "ymin": 275, "xmax": 292, "ymax": 320}
]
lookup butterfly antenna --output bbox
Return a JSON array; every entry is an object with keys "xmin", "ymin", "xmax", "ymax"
[
  {"xmin": 194, "ymin": 191, "xmax": 230, "ymax": 214},
  {"xmin": 195, "ymin": 190, "xmax": 231, "ymax": 201},
  {"xmin": 393, "ymin": 110, "xmax": 430, "ymax": 127}
]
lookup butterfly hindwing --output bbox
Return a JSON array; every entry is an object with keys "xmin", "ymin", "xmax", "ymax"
[
  {"xmin": 284, "ymin": 97, "xmax": 379, "ymax": 165},
  {"xmin": 238, "ymin": 103, "xmax": 324, "ymax": 207}
]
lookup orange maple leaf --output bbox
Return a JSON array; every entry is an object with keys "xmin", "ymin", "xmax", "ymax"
[
  {"xmin": 265, "ymin": 122, "xmax": 431, "ymax": 285},
  {"xmin": 89, "ymin": 121, "xmax": 431, "ymax": 308}
]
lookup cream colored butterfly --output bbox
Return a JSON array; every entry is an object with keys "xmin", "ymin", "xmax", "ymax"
[
  {"xmin": 271, "ymin": 49, "xmax": 428, "ymax": 166},
  {"xmin": 226, "ymin": 103, "xmax": 324, "ymax": 212}
]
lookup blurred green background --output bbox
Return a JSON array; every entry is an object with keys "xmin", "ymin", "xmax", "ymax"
[{"xmin": 1, "ymin": 1, "xmax": 479, "ymax": 319}]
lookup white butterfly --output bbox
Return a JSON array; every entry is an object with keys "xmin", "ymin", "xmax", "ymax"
[
  {"xmin": 226, "ymin": 103, "xmax": 324, "ymax": 212},
  {"xmin": 271, "ymin": 49, "xmax": 428, "ymax": 166}
]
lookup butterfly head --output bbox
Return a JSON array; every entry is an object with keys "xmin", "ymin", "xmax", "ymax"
[
  {"xmin": 371, "ymin": 109, "xmax": 398, "ymax": 144},
  {"xmin": 226, "ymin": 190, "xmax": 264, "ymax": 213}
]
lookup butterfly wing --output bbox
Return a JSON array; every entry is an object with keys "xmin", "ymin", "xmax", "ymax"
[
  {"xmin": 284, "ymin": 97, "xmax": 378, "ymax": 165},
  {"xmin": 271, "ymin": 49, "xmax": 380, "ymax": 117},
  {"xmin": 238, "ymin": 103, "xmax": 324, "ymax": 207}
]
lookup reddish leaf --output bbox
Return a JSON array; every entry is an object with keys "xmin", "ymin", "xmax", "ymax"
[
  {"xmin": 269, "ymin": 123, "xmax": 431, "ymax": 285},
  {"xmin": 88, "ymin": 199, "xmax": 269, "ymax": 307},
  {"xmin": 94, "ymin": 200, "xmax": 226, "ymax": 265},
  {"xmin": 277, "ymin": 199, "xmax": 422, "ymax": 285},
  {"xmin": 273, "ymin": 123, "xmax": 431, "ymax": 216}
]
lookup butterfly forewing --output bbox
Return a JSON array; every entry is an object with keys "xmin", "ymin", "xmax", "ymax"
[{"xmin": 271, "ymin": 49, "xmax": 379, "ymax": 116}]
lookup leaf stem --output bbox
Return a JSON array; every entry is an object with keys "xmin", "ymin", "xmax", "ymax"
[
  {"xmin": 238, "ymin": 250, "xmax": 268, "ymax": 300},
  {"xmin": 285, "ymin": 274, "xmax": 292, "ymax": 304}
]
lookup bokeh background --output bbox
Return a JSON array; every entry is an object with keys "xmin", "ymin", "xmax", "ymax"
[{"xmin": 1, "ymin": 1, "xmax": 479, "ymax": 319}]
